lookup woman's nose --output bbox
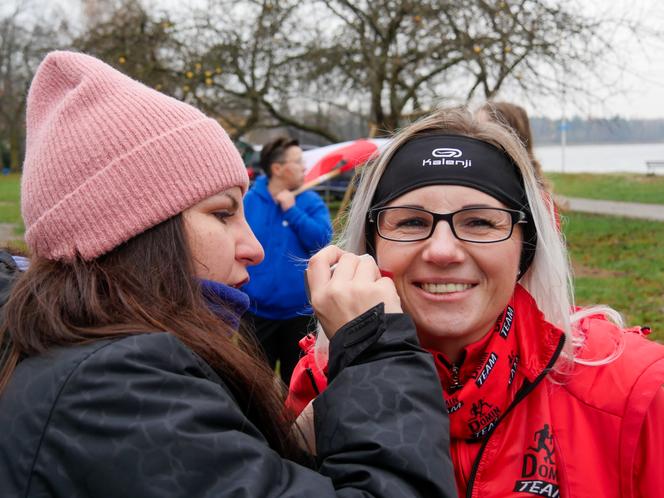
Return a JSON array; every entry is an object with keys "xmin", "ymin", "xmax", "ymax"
[
  {"xmin": 421, "ymin": 220, "xmax": 466, "ymax": 265},
  {"xmin": 237, "ymin": 222, "xmax": 265, "ymax": 266}
]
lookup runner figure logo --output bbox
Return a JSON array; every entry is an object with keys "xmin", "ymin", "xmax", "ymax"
[
  {"xmin": 468, "ymin": 399, "xmax": 500, "ymax": 438},
  {"xmin": 529, "ymin": 424, "xmax": 555, "ymax": 464},
  {"xmin": 513, "ymin": 424, "xmax": 560, "ymax": 497},
  {"xmin": 471, "ymin": 399, "xmax": 492, "ymax": 418}
]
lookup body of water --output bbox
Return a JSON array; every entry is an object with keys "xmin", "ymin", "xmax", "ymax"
[{"xmin": 535, "ymin": 142, "xmax": 664, "ymax": 174}]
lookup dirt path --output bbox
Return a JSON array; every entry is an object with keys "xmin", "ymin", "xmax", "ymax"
[
  {"xmin": 557, "ymin": 196, "xmax": 664, "ymax": 222},
  {"xmin": 0, "ymin": 223, "xmax": 17, "ymax": 246}
]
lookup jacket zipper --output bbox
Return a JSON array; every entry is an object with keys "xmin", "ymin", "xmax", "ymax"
[
  {"xmin": 438, "ymin": 350, "xmax": 467, "ymax": 393},
  {"xmin": 449, "ymin": 363, "xmax": 463, "ymax": 392},
  {"xmin": 305, "ymin": 367, "xmax": 320, "ymax": 395},
  {"xmin": 465, "ymin": 334, "xmax": 566, "ymax": 498}
]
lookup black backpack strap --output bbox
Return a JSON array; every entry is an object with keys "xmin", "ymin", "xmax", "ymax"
[
  {"xmin": 0, "ymin": 250, "xmax": 20, "ymax": 309},
  {"xmin": 0, "ymin": 250, "xmax": 22, "ymax": 370}
]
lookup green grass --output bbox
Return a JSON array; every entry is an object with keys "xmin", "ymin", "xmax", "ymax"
[
  {"xmin": 0, "ymin": 173, "xmax": 25, "ymax": 250},
  {"xmin": 547, "ymin": 173, "xmax": 664, "ymax": 204},
  {"xmin": 562, "ymin": 211, "xmax": 663, "ymax": 341},
  {"xmin": 0, "ymin": 173, "xmax": 20, "ymax": 203},
  {"xmin": 0, "ymin": 173, "xmax": 22, "ymax": 226}
]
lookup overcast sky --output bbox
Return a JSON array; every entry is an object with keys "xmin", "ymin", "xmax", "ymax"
[{"xmin": 522, "ymin": 0, "xmax": 664, "ymax": 120}]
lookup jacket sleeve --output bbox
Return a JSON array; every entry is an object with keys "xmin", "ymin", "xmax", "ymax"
[
  {"xmin": 634, "ymin": 385, "xmax": 664, "ymax": 498},
  {"xmin": 34, "ymin": 326, "xmax": 455, "ymax": 498},
  {"xmin": 283, "ymin": 193, "xmax": 333, "ymax": 253},
  {"xmin": 316, "ymin": 304, "xmax": 456, "ymax": 497}
]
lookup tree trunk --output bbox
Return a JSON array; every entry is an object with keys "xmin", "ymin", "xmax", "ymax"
[{"xmin": 9, "ymin": 124, "xmax": 22, "ymax": 172}]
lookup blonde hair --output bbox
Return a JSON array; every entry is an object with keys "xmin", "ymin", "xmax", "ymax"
[{"xmin": 314, "ymin": 107, "xmax": 622, "ymax": 372}]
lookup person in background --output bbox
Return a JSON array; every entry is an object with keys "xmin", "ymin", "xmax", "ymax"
[
  {"xmin": 477, "ymin": 101, "xmax": 549, "ymax": 190},
  {"xmin": 0, "ymin": 51, "xmax": 457, "ymax": 498},
  {"xmin": 243, "ymin": 137, "xmax": 332, "ymax": 385},
  {"xmin": 288, "ymin": 107, "xmax": 664, "ymax": 498},
  {"xmin": 477, "ymin": 101, "xmax": 561, "ymax": 228}
]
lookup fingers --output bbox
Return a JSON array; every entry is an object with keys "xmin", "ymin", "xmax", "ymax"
[
  {"xmin": 353, "ymin": 253, "xmax": 381, "ymax": 281},
  {"xmin": 326, "ymin": 253, "xmax": 379, "ymax": 282},
  {"xmin": 306, "ymin": 245, "xmax": 344, "ymax": 294},
  {"xmin": 307, "ymin": 248, "xmax": 401, "ymax": 338},
  {"xmin": 376, "ymin": 276, "xmax": 402, "ymax": 314},
  {"xmin": 326, "ymin": 253, "xmax": 360, "ymax": 281},
  {"xmin": 275, "ymin": 190, "xmax": 296, "ymax": 210}
]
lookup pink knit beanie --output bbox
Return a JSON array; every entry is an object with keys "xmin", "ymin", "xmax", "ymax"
[{"xmin": 22, "ymin": 51, "xmax": 248, "ymax": 261}]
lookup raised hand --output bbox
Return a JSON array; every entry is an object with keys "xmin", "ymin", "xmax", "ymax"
[
  {"xmin": 274, "ymin": 189, "xmax": 296, "ymax": 211},
  {"xmin": 306, "ymin": 245, "xmax": 402, "ymax": 339}
]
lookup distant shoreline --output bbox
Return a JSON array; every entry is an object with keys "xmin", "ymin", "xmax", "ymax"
[
  {"xmin": 531, "ymin": 117, "xmax": 664, "ymax": 146},
  {"xmin": 536, "ymin": 140, "xmax": 664, "ymax": 147},
  {"xmin": 535, "ymin": 142, "xmax": 664, "ymax": 174}
]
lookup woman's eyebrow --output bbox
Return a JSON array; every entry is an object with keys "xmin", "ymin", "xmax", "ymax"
[
  {"xmin": 461, "ymin": 203, "xmax": 496, "ymax": 209},
  {"xmin": 390, "ymin": 202, "xmax": 497, "ymax": 210},
  {"xmin": 220, "ymin": 192, "xmax": 239, "ymax": 210}
]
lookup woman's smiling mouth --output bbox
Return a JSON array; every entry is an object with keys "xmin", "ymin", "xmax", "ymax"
[{"xmin": 419, "ymin": 282, "xmax": 475, "ymax": 294}]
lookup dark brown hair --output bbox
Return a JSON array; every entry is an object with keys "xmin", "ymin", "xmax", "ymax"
[
  {"xmin": 259, "ymin": 137, "xmax": 299, "ymax": 177},
  {"xmin": 0, "ymin": 215, "xmax": 301, "ymax": 458},
  {"xmin": 481, "ymin": 101, "xmax": 550, "ymax": 191}
]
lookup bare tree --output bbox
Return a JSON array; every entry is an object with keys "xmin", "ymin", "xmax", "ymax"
[
  {"xmin": 448, "ymin": 0, "xmax": 616, "ymax": 105},
  {"xmin": 300, "ymin": 0, "xmax": 619, "ymax": 134},
  {"xmin": 1, "ymin": 0, "xmax": 650, "ymax": 157},
  {"xmin": 179, "ymin": 0, "xmax": 344, "ymax": 142},
  {"xmin": 0, "ymin": 4, "xmax": 64, "ymax": 171},
  {"xmin": 74, "ymin": 0, "xmax": 183, "ymax": 95},
  {"xmin": 186, "ymin": 0, "xmax": 619, "ymax": 140}
]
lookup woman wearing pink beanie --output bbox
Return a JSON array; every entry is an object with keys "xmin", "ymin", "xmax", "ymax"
[{"xmin": 0, "ymin": 52, "xmax": 455, "ymax": 497}]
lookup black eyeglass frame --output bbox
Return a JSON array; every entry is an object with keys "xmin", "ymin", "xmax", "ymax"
[{"xmin": 367, "ymin": 206, "xmax": 527, "ymax": 243}]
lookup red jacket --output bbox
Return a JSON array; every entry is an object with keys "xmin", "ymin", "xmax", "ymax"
[{"xmin": 288, "ymin": 304, "xmax": 664, "ymax": 498}]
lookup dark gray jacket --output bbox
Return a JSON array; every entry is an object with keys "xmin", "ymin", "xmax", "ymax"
[{"xmin": 0, "ymin": 305, "xmax": 456, "ymax": 497}]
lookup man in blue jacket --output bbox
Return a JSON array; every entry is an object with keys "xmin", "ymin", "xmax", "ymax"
[{"xmin": 243, "ymin": 137, "xmax": 332, "ymax": 385}]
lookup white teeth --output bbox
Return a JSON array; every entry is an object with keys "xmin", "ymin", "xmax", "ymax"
[{"xmin": 421, "ymin": 282, "xmax": 472, "ymax": 294}]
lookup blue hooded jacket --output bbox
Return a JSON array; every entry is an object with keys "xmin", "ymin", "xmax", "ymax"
[{"xmin": 242, "ymin": 176, "xmax": 332, "ymax": 319}]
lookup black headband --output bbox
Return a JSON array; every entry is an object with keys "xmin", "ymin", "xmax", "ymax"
[
  {"xmin": 368, "ymin": 134, "xmax": 537, "ymax": 274},
  {"xmin": 372, "ymin": 135, "xmax": 528, "ymax": 210}
]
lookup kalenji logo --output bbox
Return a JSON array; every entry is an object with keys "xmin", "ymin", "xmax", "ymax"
[
  {"xmin": 422, "ymin": 148, "xmax": 472, "ymax": 168},
  {"xmin": 432, "ymin": 148, "xmax": 462, "ymax": 158}
]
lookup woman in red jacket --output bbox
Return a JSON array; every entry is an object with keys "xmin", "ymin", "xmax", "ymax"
[{"xmin": 289, "ymin": 107, "xmax": 664, "ymax": 498}]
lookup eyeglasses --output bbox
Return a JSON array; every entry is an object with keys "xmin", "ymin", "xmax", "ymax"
[
  {"xmin": 278, "ymin": 158, "xmax": 305, "ymax": 166},
  {"xmin": 368, "ymin": 206, "xmax": 527, "ymax": 243}
]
